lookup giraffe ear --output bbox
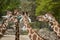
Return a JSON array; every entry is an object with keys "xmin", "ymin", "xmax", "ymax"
[
  {"xmin": 26, "ymin": 12, "xmax": 29, "ymax": 16},
  {"xmin": 22, "ymin": 12, "xmax": 25, "ymax": 15}
]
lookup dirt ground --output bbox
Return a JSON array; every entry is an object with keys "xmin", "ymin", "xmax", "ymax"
[{"xmin": 0, "ymin": 35, "xmax": 30, "ymax": 40}]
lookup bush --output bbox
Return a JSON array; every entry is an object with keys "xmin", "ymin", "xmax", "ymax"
[
  {"xmin": 30, "ymin": 21, "xmax": 48, "ymax": 29},
  {"xmin": 21, "ymin": 31, "xmax": 28, "ymax": 35}
]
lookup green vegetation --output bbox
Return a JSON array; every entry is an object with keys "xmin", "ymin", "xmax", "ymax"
[
  {"xmin": 30, "ymin": 21, "xmax": 49, "ymax": 29},
  {"xmin": 21, "ymin": 31, "xmax": 28, "ymax": 35},
  {"xmin": 36, "ymin": 0, "xmax": 60, "ymax": 22},
  {"xmin": 0, "ymin": 0, "xmax": 20, "ymax": 17}
]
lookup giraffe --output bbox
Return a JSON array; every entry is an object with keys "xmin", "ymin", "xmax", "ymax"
[
  {"xmin": 3, "ymin": 10, "xmax": 20, "ymax": 40},
  {"xmin": 0, "ymin": 11, "xmax": 12, "ymax": 37},
  {"xmin": 12, "ymin": 16, "xmax": 19, "ymax": 40},
  {"xmin": 0, "ymin": 18, "xmax": 9, "ymax": 37},
  {"xmin": 22, "ymin": 12, "xmax": 46, "ymax": 40},
  {"xmin": 37, "ymin": 12, "xmax": 60, "ymax": 37},
  {"xmin": 0, "ymin": 10, "xmax": 20, "ymax": 40},
  {"xmin": 10, "ymin": 10, "xmax": 20, "ymax": 40}
]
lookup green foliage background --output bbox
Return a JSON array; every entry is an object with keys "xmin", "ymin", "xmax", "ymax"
[
  {"xmin": 0, "ymin": 0, "xmax": 20, "ymax": 17},
  {"xmin": 36, "ymin": 0, "xmax": 60, "ymax": 23}
]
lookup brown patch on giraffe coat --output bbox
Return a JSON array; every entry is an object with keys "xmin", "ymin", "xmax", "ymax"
[
  {"xmin": 33, "ymin": 34, "xmax": 37, "ymax": 40},
  {"xmin": 58, "ymin": 33, "xmax": 60, "ymax": 35},
  {"xmin": 27, "ymin": 25, "xmax": 31, "ymax": 28},
  {"xmin": 58, "ymin": 24, "xmax": 60, "ymax": 28},
  {"xmin": 30, "ymin": 29, "xmax": 34, "ymax": 34},
  {"xmin": 2, "ymin": 30, "xmax": 6, "ymax": 34},
  {"xmin": 59, "ymin": 29, "xmax": 60, "ymax": 32},
  {"xmin": 53, "ymin": 22, "xmax": 56, "ymax": 25},
  {"xmin": 29, "ymin": 35, "xmax": 31, "ymax": 39},
  {"xmin": 38, "ymin": 37, "xmax": 40, "ymax": 40},
  {"xmin": 54, "ymin": 27, "xmax": 58, "ymax": 32}
]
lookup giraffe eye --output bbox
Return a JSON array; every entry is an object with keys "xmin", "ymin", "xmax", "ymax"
[{"xmin": 50, "ymin": 22, "xmax": 53, "ymax": 25}]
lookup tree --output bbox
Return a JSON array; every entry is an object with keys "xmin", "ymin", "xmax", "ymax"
[
  {"xmin": 36, "ymin": 0, "xmax": 60, "ymax": 22},
  {"xmin": 36, "ymin": 0, "xmax": 52, "ymax": 15},
  {"xmin": 0, "ymin": 0, "xmax": 20, "ymax": 17},
  {"xmin": 20, "ymin": 0, "xmax": 36, "ymax": 21}
]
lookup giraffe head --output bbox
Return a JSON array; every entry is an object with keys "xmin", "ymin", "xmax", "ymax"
[
  {"xmin": 21, "ymin": 12, "xmax": 31, "ymax": 31},
  {"xmin": 37, "ymin": 15, "xmax": 48, "ymax": 22},
  {"xmin": 37, "ymin": 13, "xmax": 55, "ymax": 22},
  {"xmin": 37, "ymin": 13, "xmax": 60, "ymax": 37}
]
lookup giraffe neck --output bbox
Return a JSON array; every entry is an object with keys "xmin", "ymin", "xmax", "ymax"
[
  {"xmin": 0, "ymin": 14, "xmax": 12, "ymax": 36},
  {"xmin": 23, "ymin": 15, "xmax": 45, "ymax": 40},
  {"xmin": 14, "ymin": 18, "xmax": 19, "ymax": 40},
  {"xmin": 0, "ymin": 19, "xmax": 8, "ymax": 35},
  {"xmin": 48, "ymin": 20, "xmax": 60, "ymax": 37}
]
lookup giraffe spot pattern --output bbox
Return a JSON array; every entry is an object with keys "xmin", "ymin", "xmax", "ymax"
[
  {"xmin": 58, "ymin": 33, "xmax": 60, "ymax": 35},
  {"xmin": 54, "ymin": 27, "xmax": 58, "ymax": 32},
  {"xmin": 29, "ymin": 35, "xmax": 31, "ymax": 39},
  {"xmin": 33, "ymin": 34, "xmax": 37, "ymax": 40},
  {"xmin": 59, "ymin": 29, "xmax": 60, "ymax": 32},
  {"xmin": 58, "ymin": 24, "xmax": 60, "ymax": 28},
  {"xmin": 30, "ymin": 29, "xmax": 34, "ymax": 34},
  {"xmin": 38, "ymin": 37, "xmax": 40, "ymax": 40}
]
